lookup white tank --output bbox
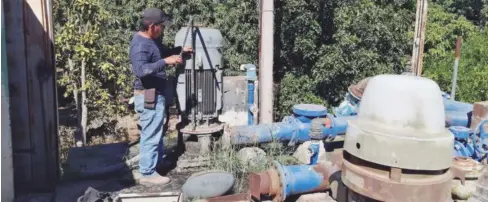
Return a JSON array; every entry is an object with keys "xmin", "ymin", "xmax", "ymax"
[{"xmin": 344, "ymin": 74, "xmax": 454, "ymax": 170}]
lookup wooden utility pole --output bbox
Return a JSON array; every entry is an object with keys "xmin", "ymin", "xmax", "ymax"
[{"xmin": 410, "ymin": 0, "xmax": 428, "ymax": 76}]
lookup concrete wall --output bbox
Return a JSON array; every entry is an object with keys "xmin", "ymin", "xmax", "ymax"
[
  {"xmin": 3, "ymin": 0, "xmax": 59, "ymax": 195},
  {"xmin": 219, "ymin": 76, "xmax": 249, "ymax": 126},
  {"xmin": 1, "ymin": 1, "xmax": 15, "ymax": 201}
]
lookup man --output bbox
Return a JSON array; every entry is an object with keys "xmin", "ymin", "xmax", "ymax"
[{"xmin": 129, "ymin": 8, "xmax": 192, "ymax": 185}]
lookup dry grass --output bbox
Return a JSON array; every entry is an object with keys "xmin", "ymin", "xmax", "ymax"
[
  {"xmin": 57, "ymin": 110, "xmax": 300, "ymax": 196},
  {"xmin": 207, "ymin": 141, "xmax": 300, "ymax": 193},
  {"xmin": 58, "ymin": 125, "xmax": 77, "ymax": 166}
]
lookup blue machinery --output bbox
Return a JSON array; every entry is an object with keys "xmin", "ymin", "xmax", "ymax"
[
  {"xmin": 233, "ymin": 90, "xmax": 484, "ymax": 161},
  {"xmin": 242, "ymin": 64, "xmax": 258, "ymax": 126},
  {"xmin": 211, "ymin": 77, "xmax": 487, "ymax": 202},
  {"xmin": 233, "ymin": 90, "xmax": 476, "ymax": 146},
  {"xmin": 335, "ymin": 91, "xmax": 474, "ymax": 126},
  {"xmin": 226, "ymin": 104, "xmax": 347, "ymax": 201},
  {"xmin": 212, "ymin": 91, "xmax": 486, "ymax": 202},
  {"xmin": 450, "ymin": 119, "xmax": 488, "ymax": 161},
  {"xmin": 229, "ymin": 104, "xmax": 356, "ymax": 145}
]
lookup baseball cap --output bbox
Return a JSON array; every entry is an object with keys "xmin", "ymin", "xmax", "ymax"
[{"xmin": 142, "ymin": 8, "xmax": 173, "ymax": 26}]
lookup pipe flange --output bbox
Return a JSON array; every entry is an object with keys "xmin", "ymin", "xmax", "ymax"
[
  {"xmin": 310, "ymin": 118, "xmax": 326, "ymax": 140},
  {"xmin": 270, "ymin": 162, "xmax": 282, "ymax": 202},
  {"xmin": 272, "ymin": 161, "xmax": 288, "ymax": 202}
]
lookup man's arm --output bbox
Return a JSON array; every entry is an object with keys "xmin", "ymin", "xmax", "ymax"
[{"xmin": 131, "ymin": 44, "xmax": 166, "ymax": 78}]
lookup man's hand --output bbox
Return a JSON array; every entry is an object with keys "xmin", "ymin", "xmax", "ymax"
[
  {"xmin": 183, "ymin": 46, "xmax": 193, "ymax": 53},
  {"xmin": 163, "ymin": 55, "xmax": 182, "ymax": 65}
]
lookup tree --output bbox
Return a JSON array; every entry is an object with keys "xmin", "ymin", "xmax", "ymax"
[
  {"xmin": 273, "ymin": 0, "xmax": 414, "ymax": 119},
  {"xmin": 422, "ymin": 4, "xmax": 487, "ymax": 103},
  {"xmin": 436, "ymin": 0, "xmax": 488, "ymax": 27},
  {"xmin": 53, "ymin": 0, "xmax": 488, "ymax": 137},
  {"xmin": 55, "ymin": 0, "xmax": 132, "ymax": 145}
]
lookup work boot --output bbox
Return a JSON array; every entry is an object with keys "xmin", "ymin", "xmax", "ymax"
[{"xmin": 138, "ymin": 173, "xmax": 171, "ymax": 185}]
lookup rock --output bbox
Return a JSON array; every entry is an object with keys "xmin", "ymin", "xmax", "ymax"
[
  {"xmin": 296, "ymin": 193, "xmax": 337, "ymax": 202},
  {"xmin": 468, "ymin": 167, "xmax": 488, "ymax": 202},
  {"xmin": 452, "ymin": 179, "xmax": 477, "ymax": 200},
  {"xmin": 293, "ymin": 141, "xmax": 327, "ymax": 164},
  {"xmin": 237, "ymin": 147, "xmax": 267, "ymax": 168},
  {"xmin": 181, "ymin": 170, "xmax": 235, "ymax": 199},
  {"xmin": 116, "ymin": 115, "xmax": 140, "ymax": 142},
  {"xmin": 218, "ymin": 110, "xmax": 248, "ymax": 127}
]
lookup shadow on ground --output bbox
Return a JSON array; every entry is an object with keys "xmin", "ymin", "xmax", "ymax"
[{"xmin": 55, "ymin": 117, "xmax": 193, "ymax": 201}]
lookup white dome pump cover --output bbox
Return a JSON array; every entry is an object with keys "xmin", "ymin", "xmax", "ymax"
[{"xmin": 344, "ymin": 74, "xmax": 454, "ymax": 170}]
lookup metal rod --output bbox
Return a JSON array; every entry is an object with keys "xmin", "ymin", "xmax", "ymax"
[
  {"xmin": 191, "ymin": 20, "xmax": 196, "ymax": 130},
  {"xmin": 179, "ymin": 16, "xmax": 193, "ymax": 56},
  {"xmin": 451, "ymin": 36, "xmax": 462, "ymax": 101}
]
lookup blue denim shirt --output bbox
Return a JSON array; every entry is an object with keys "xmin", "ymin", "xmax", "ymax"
[{"xmin": 129, "ymin": 33, "xmax": 181, "ymax": 95}]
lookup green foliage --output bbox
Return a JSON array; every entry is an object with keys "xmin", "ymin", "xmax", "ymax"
[
  {"xmin": 436, "ymin": 0, "xmax": 488, "ymax": 26},
  {"xmin": 54, "ymin": 0, "xmax": 488, "ymax": 128},
  {"xmin": 423, "ymin": 26, "xmax": 488, "ymax": 103},
  {"xmin": 276, "ymin": 73, "xmax": 327, "ymax": 119},
  {"xmin": 273, "ymin": 0, "xmax": 414, "ymax": 116},
  {"xmin": 111, "ymin": 0, "xmax": 258, "ymax": 74},
  {"xmin": 423, "ymin": 4, "xmax": 477, "ymax": 56},
  {"xmin": 55, "ymin": 0, "xmax": 133, "ymax": 125},
  {"xmin": 423, "ymin": 5, "xmax": 488, "ymax": 103}
]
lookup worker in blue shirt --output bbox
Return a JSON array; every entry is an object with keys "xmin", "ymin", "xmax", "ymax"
[{"xmin": 129, "ymin": 8, "xmax": 192, "ymax": 185}]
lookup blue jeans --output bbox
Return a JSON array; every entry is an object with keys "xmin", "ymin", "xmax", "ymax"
[{"xmin": 134, "ymin": 94, "xmax": 166, "ymax": 176}]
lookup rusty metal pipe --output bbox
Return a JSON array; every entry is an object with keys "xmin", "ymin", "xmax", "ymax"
[
  {"xmin": 451, "ymin": 36, "xmax": 462, "ymax": 101},
  {"xmin": 249, "ymin": 161, "xmax": 340, "ymax": 202}
]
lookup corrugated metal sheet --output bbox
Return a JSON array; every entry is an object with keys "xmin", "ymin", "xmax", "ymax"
[{"xmin": 2, "ymin": 0, "xmax": 59, "ymax": 195}]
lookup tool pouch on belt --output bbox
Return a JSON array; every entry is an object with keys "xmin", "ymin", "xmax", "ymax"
[{"xmin": 144, "ymin": 88, "xmax": 156, "ymax": 109}]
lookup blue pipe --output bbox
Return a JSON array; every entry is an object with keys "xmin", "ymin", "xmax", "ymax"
[
  {"xmin": 449, "ymin": 120, "xmax": 488, "ymax": 162},
  {"xmin": 251, "ymin": 161, "xmax": 341, "ymax": 201},
  {"xmin": 334, "ymin": 93, "xmax": 360, "ymax": 117},
  {"xmin": 245, "ymin": 64, "xmax": 257, "ymax": 126},
  {"xmin": 229, "ymin": 113, "xmax": 356, "ymax": 145},
  {"xmin": 473, "ymin": 119, "xmax": 488, "ymax": 158},
  {"xmin": 443, "ymin": 98, "xmax": 473, "ymax": 113},
  {"xmin": 309, "ymin": 142, "xmax": 320, "ymax": 165},
  {"xmin": 445, "ymin": 110, "xmax": 471, "ymax": 127},
  {"xmin": 333, "ymin": 91, "xmax": 473, "ymax": 117},
  {"xmin": 450, "ymin": 126, "xmax": 475, "ymax": 158},
  {"xmin": 273, "ymin": 161, "xmax": 327, "ymax": 199},
  {"xmin": 248, "ymin": 82, "xmax": 255, "ymax": 125}
]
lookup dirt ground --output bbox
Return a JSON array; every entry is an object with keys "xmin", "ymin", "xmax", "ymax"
[{"xmin": 54, "ymin": 104, "xmax": 333, "ymax": 202}]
